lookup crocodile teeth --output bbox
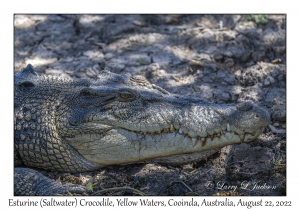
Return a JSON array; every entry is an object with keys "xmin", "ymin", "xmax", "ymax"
[
  {"xmin": 227, "ymin": 123, "xmax": 231, "ymax": 132},
  {"xmin": 192, "ymin": 137, "xmax": 197, "ymax": 146},
  {"xmin": 239, "ymin": 134, "xmax": 245, "ymax": 142},
  {"xmin": 200, "ymin": 137, "xmax": 206, "ymax": 146},
  {"xmin": 170, "ymin": 124, "xmax": 175, "ymax": 132},
  {"xmin": 178, "ymin": 129, "xmax": 183, "ymax": 134}
]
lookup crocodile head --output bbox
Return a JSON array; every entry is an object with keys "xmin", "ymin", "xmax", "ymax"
[{"xmin": 14, "ymin": 64, "xmax": 270, "ymax": 166}]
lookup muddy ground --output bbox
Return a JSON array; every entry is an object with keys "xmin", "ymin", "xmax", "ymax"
[{"xmin": 14, "ymin": 14, "xmax": 286, "ymax": 196}]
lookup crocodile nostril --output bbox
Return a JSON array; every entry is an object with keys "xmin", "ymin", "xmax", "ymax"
[{"xmin": 237, "ymin": 101, "xmax": 253, "ymax": 111}]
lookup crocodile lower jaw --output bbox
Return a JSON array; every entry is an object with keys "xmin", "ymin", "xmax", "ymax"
[{"xmin": 65, "ymin": 127, "xmax": 263, "ymax": 165}]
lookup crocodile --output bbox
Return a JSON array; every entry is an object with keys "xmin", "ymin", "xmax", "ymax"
[{"xmin": 14, "ymin": 64, "xmax": 270, "ymax": 195}]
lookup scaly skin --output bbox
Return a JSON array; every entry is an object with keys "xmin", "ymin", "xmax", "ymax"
[{"xmin": 14, "ymin": 64, "xmax": 270, "ymax": 195}]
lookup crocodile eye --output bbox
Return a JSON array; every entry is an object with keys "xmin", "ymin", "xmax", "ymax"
[
  {"xmin": 119, "ymin": 89, "xmax": 136, "ymax": 101},
  {"xmin": 120, "ymin": 93, "xmax": 134, "ymax": 99},
  {"xmin": 80, "ymin": 89, "xmax": 93, "ymax": 96}
]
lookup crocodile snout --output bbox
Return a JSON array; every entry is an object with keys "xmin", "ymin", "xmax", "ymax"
[{"xmin": 229, "ymin": 101, "xmax": 270, "ymax": 137}]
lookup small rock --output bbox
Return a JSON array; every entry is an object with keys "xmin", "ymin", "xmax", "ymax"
[
  {"xmin": 104, "ymin": 53, "xmax": 115, "ymax": 60},
  {"xmin": 213, "ymin": 89, "xmax": 231, "ymax": 102},
  {"xmin": 276, "ymin": 142, "xmax": 281, "ymax": 149},
  {"xmin": 206, "ymin": 63, "xmax": 218, "ymax": 71},
  {"xmin": 105, "ymin": 61, "xmax": 126, "ymax": 73},
  {"xmin": 132, "ymin": 20, "xmax": 145, "ymax": 27},
  {"xmin": 14, "ymin": 15, "xmax": 38, "ymax": 28},
  {"xmin": 92, "ymin": 64, "xmax": 101, "ymax": 72},
  {"xmin": 189, "ymin": 60, "xmax": 203, "ymax": 66},
  {"xmin": 264, "ymin": 75, "xmax": 276, "ymax": 86},
  {"xmin": 93, "ymin": 42, "xmax": 107, "ymax": 48},
  {"xmin": 101, "ymin": 23, "xmax": 136, "ymax": 40},
  {"xmin": 196, "ymin": 53, "xmax": 212, "ymax": 61},
  {"xmin": 282, "ymin": 124, "xmax": 286, "ymax": 128},
  {"xmin": 216, "ymin": 70, "xmax": 235, "ymax": 85},
  {"xmin": 222, "ymin": 31, "xmax": 237, "ymax": 41},
  {"xmin": 79, "ymin": 15, "xmax": 104, "ymax": 28},
  {"xmin": 264, "ymin": 88, "xmax": 286, "ymax": 106},
  {"xmin": 268, "ymin": 125, "xmax": 286, "ymax": 134},
  {"xmin": 267, "ymin": 75, "xmax": 276, "ymax": 83},
  {"xmin": 83, "ymin": 50, "xmax": 103, "ymax": 59},
  {"xmin": 224, "ymin": 58, "xmax": 234, "ymax": 68},
  {"xmin": 271, "ymin": 59, "xmax": 282, "ymax": 64},
  {"xmin": 200, "ymin": 17, "xmax": 218, "ymax": 29},
  {"xmin": 85, "ymin": 68, "xmax": 97, "ymax": 77},
  {"xmin": 223, "ymin": 51, "xmax": 233, "ymax": 57},
  {"xmin": 272, "ymin": 98, "xmax": 286, "ymax": 122},
  {"xmin": 148, "ymin": 63, "xmax": 160, "ymax": 71},
  {"xmin": 273, "ymin": 46, "xmax": 286, "ymax": 57},
  {"xmin": 234, "ymin": 70, "xmax": 242, "ymax": 77},
  {"xmin": 74, "ymin": 72, "xmax": 88, "ymax": 78},
  {"xmin": 273, "ymin": 123, "xmax": 280, "ymax": 127},
  {"xmin": 45, "ymin": 69, "xmax": 64, "ymax": 75},
  {"xmin": 161, "ymin": 15, "xmax": 181, "ymax": 24}
]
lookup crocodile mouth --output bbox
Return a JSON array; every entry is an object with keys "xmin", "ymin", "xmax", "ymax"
[
  {"xmin": 65, "ymin": 121, "xmax": 263, "ymax": 147},
  {"xmin": 126, "ymin": 122, "xmax": 266, "ymax": 145},
  {"xmin": 64, "ymin": 124, "xmax": 263, "ymax": 165}
]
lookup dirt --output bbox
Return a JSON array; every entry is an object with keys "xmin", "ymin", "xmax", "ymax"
[{"xmin": 14, "ymin": 14, "xmax": 286, "ymax": 196}]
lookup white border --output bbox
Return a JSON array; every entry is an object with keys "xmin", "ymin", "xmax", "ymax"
[{"xmin": 2, "ymin": 0, "xmax": 298, "ymax": 208}]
